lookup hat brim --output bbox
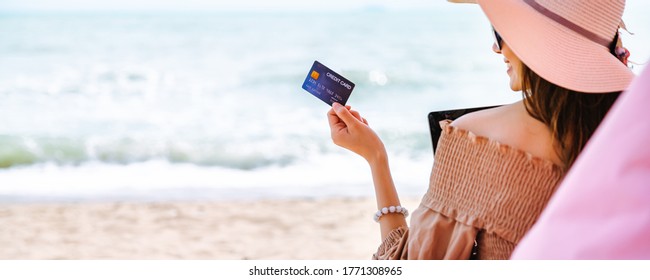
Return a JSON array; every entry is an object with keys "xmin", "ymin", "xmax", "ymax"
[{"xmin": 462, "ymin": 0, "xmax": 634, "ymax": 93}]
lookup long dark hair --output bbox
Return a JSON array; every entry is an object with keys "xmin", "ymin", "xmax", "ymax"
[
  {"xmin": 520, "ymin": 67, "xmax": 620, "ymax": 171},
  {"xmin": 521, "ymin": 32, "xmax": 628, "ymax": 171}
]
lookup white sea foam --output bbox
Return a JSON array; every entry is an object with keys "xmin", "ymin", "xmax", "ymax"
[{"xmin": 0, "ymin": 153, "xmax": 432, "ymax": 202}]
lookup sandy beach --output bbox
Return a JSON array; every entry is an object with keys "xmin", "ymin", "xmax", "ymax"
[{"xmin": 0, "ymin": 197, "xmax": 421, "ymax": 259}]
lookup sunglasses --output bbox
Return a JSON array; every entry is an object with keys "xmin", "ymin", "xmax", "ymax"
[{"xmin": 492, "ymin": 26, "xmax": 503, "ymax": 50}]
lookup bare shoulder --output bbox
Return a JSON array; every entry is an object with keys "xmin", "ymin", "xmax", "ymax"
[
  {"xmin": 450, "ymin": 103, "xmax": 518, "ymax": 139},
  {"xmin": 450, "ymin": 101, "xmax": 561, "ymax": 165}
]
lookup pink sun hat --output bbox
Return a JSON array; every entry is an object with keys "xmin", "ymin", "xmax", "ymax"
[{"xmin": 450, "ymin": 0, "xmax": 635, "ymax": 93}]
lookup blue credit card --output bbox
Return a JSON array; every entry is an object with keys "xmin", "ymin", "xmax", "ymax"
[{"xmin": 301, "ymin": 60, "xmax": 355, "ymax": 106}]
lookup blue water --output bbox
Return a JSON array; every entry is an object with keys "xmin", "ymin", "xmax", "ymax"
[{"xmin": 0, "ymin": 7, "xmax": 648, "ymax": 202}]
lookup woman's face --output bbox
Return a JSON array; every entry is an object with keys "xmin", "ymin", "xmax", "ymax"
[{"xmin": 493, "ymin": 41, "xmax": 523, "ymax": 91}]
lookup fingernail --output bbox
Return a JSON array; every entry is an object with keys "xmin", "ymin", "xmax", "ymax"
[{"xmin": 333, "ymin": 102, "xmax": 342, "ymax": 112}]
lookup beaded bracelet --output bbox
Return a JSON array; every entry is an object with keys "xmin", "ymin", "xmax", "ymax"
[{"xmin": 373, "ymin": 205, "xmax": 409, "ymax": 223}]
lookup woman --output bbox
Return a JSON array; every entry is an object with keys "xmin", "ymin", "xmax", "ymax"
[{"xmin": 327, "ymin": 0, "xmax": 634, "ymax": 259}]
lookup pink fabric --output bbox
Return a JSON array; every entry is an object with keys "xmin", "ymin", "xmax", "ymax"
[{"xmin": 511, "ymin": 66, "xmax": 650, "ymax": 259}]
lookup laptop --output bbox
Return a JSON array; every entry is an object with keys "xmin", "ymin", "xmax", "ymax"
[{"xmin": 427, "ymin": 105, "xmax": 501, "ymax": 155}]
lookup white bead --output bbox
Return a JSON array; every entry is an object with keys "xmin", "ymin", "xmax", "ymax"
[{"xmin": 373, "ymin": 206, "xmax": 409, "ymax": 223}]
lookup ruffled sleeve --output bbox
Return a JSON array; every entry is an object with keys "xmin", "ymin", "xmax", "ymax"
[
  {"xmin": 372, "ymin": 203, "xmax": 479, "ymax": 260},
  {"xmin": 372, "ymin": 226, "xmax": 409, "ymax": 260}
]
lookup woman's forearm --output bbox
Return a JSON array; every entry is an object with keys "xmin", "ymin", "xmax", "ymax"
[
  {"xmin": 326, "ymin": 104, "xmax": 407, "ymax": 239},
  {"xmin": 369, "ymin": 152, "xmax": 408, "ymax": 240}
]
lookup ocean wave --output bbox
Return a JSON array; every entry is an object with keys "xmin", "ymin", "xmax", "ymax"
[
  {"xmin": 0, "ymin": 129, "xmax": 433, "ymax": 170},
  {"xmin": 0, "ymin": 135, "xmax": 303, "ymax": 170}
]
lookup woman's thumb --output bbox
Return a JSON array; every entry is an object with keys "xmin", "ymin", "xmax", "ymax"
[{"xmin": 333, "ymin": 102, "xmax": 359, "ymax": 127}]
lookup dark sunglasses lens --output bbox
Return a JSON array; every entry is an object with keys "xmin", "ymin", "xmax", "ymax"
[{"xmin": 493, "ymin": 28, "xmax": 503, "ymax": 50}]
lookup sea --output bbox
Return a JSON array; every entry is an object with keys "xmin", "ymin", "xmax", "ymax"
[{"xmin": 1, "ymin": 5, "xmax": 648, "ymax": 202}]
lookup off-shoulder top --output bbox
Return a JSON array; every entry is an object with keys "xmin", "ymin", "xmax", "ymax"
[{"xmin": 373, "ymin": 121, "xmax": 564, "ymax": 260}]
